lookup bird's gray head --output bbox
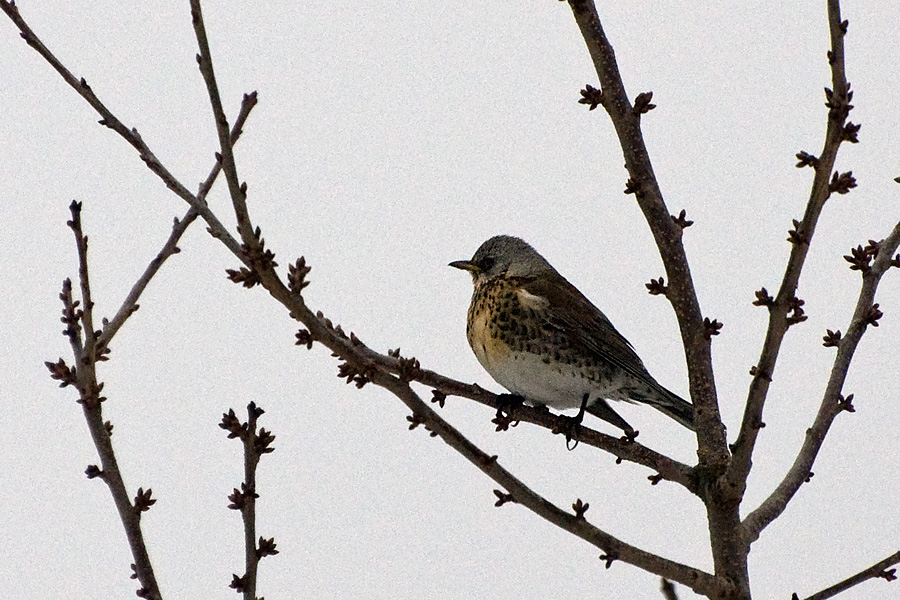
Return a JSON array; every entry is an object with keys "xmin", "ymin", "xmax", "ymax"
[{"xmin": 450, "ymin": 235, "xmax": 554, "ymax": 282}]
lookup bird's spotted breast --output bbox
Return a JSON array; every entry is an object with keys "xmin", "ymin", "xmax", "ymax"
[
  {"xmin": 466, "ymin": 280, "xmax": 515, "ymax": 371},
  {"xmin": 467, "ymin": 280, "xmax": 555, "ymax": 377},
  {"xmin": 465, "ymin": 277, "xmax": 633, "ymax": 408}
]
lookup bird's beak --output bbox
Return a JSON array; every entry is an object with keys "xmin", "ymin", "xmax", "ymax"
[{"xmin": 449, "ymin": 260, "xmax": 480, "ymax": 274}]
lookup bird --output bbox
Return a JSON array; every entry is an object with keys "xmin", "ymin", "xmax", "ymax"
[{"xmin": 450, "ymin": 235, "xmax": 694, "ymax": 436}]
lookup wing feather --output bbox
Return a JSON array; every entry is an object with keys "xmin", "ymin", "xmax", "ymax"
[{"xmin": 517, "ymin": 271, "xmax": 659, "ymax": 386}]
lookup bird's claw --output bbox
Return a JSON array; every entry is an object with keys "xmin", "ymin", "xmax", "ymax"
[
  {"xmin": 561, "ymin": 393, "xmax": 591, "ymax": 450},
  {"xmin": 495, "ymin": 393, "xmax": 525, "ymax": 419},
  {"xmin": 562, "ymin": 414, "xmax": 583, "ymax": 450}
]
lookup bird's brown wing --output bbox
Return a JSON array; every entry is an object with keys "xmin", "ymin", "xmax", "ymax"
[
  {"xmin": 516, "ymin": 270, "xmax": 695, "ymax": 430},
  {"xmin": 518, "ymin": 270, "xmax": 657, "ymax": 384}
]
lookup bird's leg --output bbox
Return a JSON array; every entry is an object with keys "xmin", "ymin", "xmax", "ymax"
[
  {"xmin": 575, "ymin": 392, "xmax": 589, "ymax": 423},
  {"xmin": 495, "ymin": 393, "xmax": 525, "ymax": 419},
  {"xmin": 558, "ymin": 393, "xmax": 590, "ymax": 450}
]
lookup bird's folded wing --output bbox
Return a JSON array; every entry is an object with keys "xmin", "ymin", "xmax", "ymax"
[{"xmin": 519, "ymin": 272, "xmax": 660, "ymax": 386}]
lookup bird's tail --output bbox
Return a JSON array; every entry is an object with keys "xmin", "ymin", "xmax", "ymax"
[{"xmin": 631, "ymin": 385, "xmax": 695, "ymax": 431}]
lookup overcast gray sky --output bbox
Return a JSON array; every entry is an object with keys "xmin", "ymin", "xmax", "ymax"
[{"xmin": 2, "ymin": 1, "xmax": 899, "ymax": 599}]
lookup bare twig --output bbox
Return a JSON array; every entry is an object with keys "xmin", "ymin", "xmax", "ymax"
[
  {"xmin": 728, "ymin": 0, "xmax": 854, "ymax": 494},
  {"xmin": 51, "ymin": 202, "xmax": 163, "ymax": 600},
  {"xmin": 0, "ymin": 0, "xmax": 246, "ymax": 259},
  {"xmin": 188, "ymin": 0, "xmax": 255, "ymax": 246},
  {"xmin": 221, "ymin": 402, "xmax": 277, "ymax": 599},
  {"xmin": 743, "ymin": 220, "xmax": 900, "ymax": 542},
  {"xmin": 795, "ymin": 550, "xmax": 900, "ymax": 600},
  {"xmin": 97, "ymin": 93, "xmax": 258, "ymax": 349},
  {"xmin": 94, "ymin": 207, "xmax": 197, "ymax": 349},
  {"xmin": 564, "ymin": 0, "xmax": 726, "ymax": 473}
]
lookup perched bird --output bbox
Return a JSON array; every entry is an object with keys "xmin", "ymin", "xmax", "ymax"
[{"xmin": 450, "ymin": 235, "xmax": 694, "ymax": 435}]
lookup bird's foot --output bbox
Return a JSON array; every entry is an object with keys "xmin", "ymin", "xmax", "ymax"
[
  {"xmin": 556, "ymin": 393, "xmax": 590, "ymax": 450},
  {"xmin": 495, "ymin": 393, "xmax": 525, "ymax": 419},
  {"xmin": 557, "ymin": 415, "xmax": 583, "ymax": 450}
]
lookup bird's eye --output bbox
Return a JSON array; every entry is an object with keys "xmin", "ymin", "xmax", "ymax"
[{"xmin": 479, "ymin": 256, "xmax": 495, "ymax": 272}]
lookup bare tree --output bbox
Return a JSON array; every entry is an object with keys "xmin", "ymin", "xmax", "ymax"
[{"xmin": 3, "ymin": 0, "xmax": 898, "ymax": 599}]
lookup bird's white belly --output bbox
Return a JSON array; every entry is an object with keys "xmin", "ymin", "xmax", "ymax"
[{"xmin": 482, "ymin": 351, "xmax": 625, "ymax": 411}]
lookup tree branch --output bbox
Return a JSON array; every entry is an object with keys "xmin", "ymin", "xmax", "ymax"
[
  {"xmin": 728, "ymin": 0, "xmax": 854, "ymax": 494},
  {"xmin": 47, "ymin": 202, "xmax": 163, "ymax": 600},
  {"xmin": 221, "ymin": 402, "xmax": 277, "ymax": 599},
  {"xmin": 743, "ymin": 219, "xmax": 900, "ymax": 543},
  {"xmin": 0, "ymin": 0, "xmax": 246, "ymax": 260},
  {"xmin": 795, "ymin": 550, "xmax": 900, "ymax": 600},
  {"xmin": 564, "ymin": 1, "xmax": 749, "ymax": 592},
  {"xmin": 564, "ymin": 0, "xmax": 727, "ymax": 472},
  {"xmin": 188, "ymin": 0, "xmax": 255, "ymax": 246},
  {"xmin": 97, "ymin": 93, "xmax": 257, "ymax": 350},
  {"xmin": 362, "ymin": 364, "xmax": 727, "ymax": 597}
]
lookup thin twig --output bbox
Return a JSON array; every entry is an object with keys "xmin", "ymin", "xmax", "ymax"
[
  {"xmin": 240, "ymin": 403, "xmax": 261, "ymax": 600},
  {"xmin": 72, "ymin": 207, "xmax": 97, "ymax": 363},
  {"xmin": 221, "ymin": 403, "xmax": 277, "ymax": 599},
  {"xmin": 728, "ymin": 0, "xmax": 854, "ymax": 493},
  {"xmin": 96, "ymin": 207, "xmax": 197, "ymax": 348},
  {"xmin": 61, "ymin": 203, "xmax": 163, "ymax": 600},
  {"xmin": 97, "ymin": 93, "xmax": 258, "ymax": 349},
  {"xmin": 188, "ymin": 0, "xmax": 255, "ymax": 246},
  {"xmin": 564, "ymin": 0, "xmax": 727, "ymax": 473},
  {"xmin": 743, "ymin": 220, "xmax": 900, "ymax": 542},
  {"xmin": 797, "ymin": 550, "xmax": 900, "ymax": 600},
  {"xmin": 0, "ymin": 0, "xmax": 246, "ymax": 260}
]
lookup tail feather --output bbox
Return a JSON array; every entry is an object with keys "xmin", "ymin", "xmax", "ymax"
[
  {"xmin": 630, "ymin": 387, "xmax": 695, "ymax": 431},
  {"xmin": 585, "ymin": 398, "xmax": 635, "ymax": 434}
]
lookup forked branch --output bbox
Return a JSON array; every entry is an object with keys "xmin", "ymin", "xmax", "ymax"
[
  {"xmin": 97, "ymin": 93, "xmax": 257, "ymax": 349},
  {"xmin": 47, "ymin": 202, "xmax": 163, "ymax": 600},
  {"xmin": 729, "ymin": 0, "xmax": 855, "ymax": 492},
  {"xmin": 743, "ymin": 220, "xmax": 900, "ymax": 542},
  {"xmin": 0, "ymin": 0, "xmax": 244, "ymax": 260}
]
